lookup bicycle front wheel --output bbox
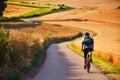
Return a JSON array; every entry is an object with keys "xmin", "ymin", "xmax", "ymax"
[{"xmin": 86, "ymin": 58, "xmax": 91, "ymax": 73}]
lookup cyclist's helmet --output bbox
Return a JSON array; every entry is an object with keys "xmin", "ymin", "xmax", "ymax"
[{"xmin": 85, "ymin": 32, "xmax": 90, "ymax": 36}]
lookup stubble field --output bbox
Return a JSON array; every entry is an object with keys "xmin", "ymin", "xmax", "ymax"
[{"xmin": 3, "ymin": 4, "xmax": 36, "ymax": 17}]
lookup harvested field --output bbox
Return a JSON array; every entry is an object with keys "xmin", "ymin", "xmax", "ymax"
[
  {"xmin": 1, "ymin": 22, "xmax": 80, "ymax": 38},
  {"xmin": 3, "ymin": 4, "xmax": 36, "ymax": 17},
  {"xmin": 38, "ymin": 0, "xmax": 120, "ymax": 9}
]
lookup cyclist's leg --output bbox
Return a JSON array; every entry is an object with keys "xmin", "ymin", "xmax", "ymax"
[
  {"xmin": 90, "ymin": 52, "xmax": 92, "ymax": 58},
  {"xmin": 89, "ymin": 48, "xmax": 93, "ymax": 62},
  {"xmin": 89, "ymin": 52, "xmax": 92, "ymax": 62}
]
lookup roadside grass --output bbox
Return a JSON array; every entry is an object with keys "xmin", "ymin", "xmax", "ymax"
[{"xmin": 68, "ymin": 42, "xmax": 120, "ymax": 80}]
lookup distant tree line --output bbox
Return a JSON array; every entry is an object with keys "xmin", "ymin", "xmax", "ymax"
[{"xmin": 0, "ymin": 0, "xmax": 8, "ymax": 17}]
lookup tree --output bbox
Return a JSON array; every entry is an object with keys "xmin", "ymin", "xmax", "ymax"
[{"xmin": 0, "ymin": 0, "xmax": 8, "ymax": 17}]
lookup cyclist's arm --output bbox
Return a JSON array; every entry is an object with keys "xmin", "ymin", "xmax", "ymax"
[
  {"xmin": 81, "ymin": 38, "xmax": 84, "ymax": 51},
  {"xmin": 92, "ymin": 39, "xmax": 94, "ymax": 50},
  {"xmin": 81, "ymin": 44, "xmax": 84, "ymax": 51}
]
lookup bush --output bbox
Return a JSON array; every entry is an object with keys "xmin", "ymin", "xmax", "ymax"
[
  {"xmin": 61, "ymin": 4, "xmax": 65, "ymax": 6},
  {"xmin": 20, "ymin": 66, "xmax": 31, "ymax": 74},
  {"xmin": 0, "ymin": 17, "xmax": 19, "ymax": 22},
  {"xmin": 0, "ymin": 28, "xmax": 11, "ymax": 66},
  {"xmin": 118, "ymin": 6, "xmax": 120, "ymax": 9},
  {"xmin": 6, "ymin": 69, "xmax": 21, "ymax": 80},
  {"xmin": 45, "ymin": 4, "xmax": 51, "ymax": 5},
  {"xmin": 58, "ymin": 4, "xmax": 65, "ymax": 7},
  {"xmin": 60, "ymin": 6, "xmax": 64, "ymax": 10},
  {"xmin": 32, "ymin": 2, "xmax": 35, "ymax": 4},
  {"xmin": 31, "ymin": 42, "xmax": 44, "ymax": 67},
  {"xmin": 20, "ymin": 1, "xmax": 29, "ymax": 4},
  {"xmin": 51, "ymin": 8, "xmax": 57, "ymax": 11},
  {"xmin": 58, "ymin": 4, "xmax": 64, "ymax": 6},
  {"xmin": 0, "ymin": 0, "xmax": 7, "ymax": 16},
  {"xmin": 0, "ymin": 17, "xmax": 9, "ymax": 21}
]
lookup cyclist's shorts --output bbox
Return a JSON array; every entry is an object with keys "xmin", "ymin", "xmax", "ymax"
[{"xmin": 83, "ymin": 48, "xmax": 93, "ymax": 58}]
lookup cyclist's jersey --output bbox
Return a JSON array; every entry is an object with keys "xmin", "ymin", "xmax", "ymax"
[{"xmin": 81, "ymin": 36, "xmax": 94, "ymax": 49}]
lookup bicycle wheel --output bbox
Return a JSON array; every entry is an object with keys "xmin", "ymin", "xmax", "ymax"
[
  {"xmin": 86, "ymin": 61, "xmax": 90, "ymax": 73},
  {"xmin": 86, "ymin": 56, "xmax": 91, "ymax": 73}
]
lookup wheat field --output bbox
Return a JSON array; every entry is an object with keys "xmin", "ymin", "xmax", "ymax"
[{"xmin": 3, "ymin": 4, "xmax": 36, "ymax": 17}]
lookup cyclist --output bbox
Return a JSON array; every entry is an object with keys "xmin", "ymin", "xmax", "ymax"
[{"xmin": 81, "ymin": 32, "xmax": 94, "ymax": 69}]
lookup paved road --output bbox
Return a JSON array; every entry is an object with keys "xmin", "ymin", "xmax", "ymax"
[{"xmin": 32, "ymin": 37, "xmax": 109, "ymax": 80}]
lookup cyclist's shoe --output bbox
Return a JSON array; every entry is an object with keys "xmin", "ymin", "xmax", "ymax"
[
  {"xmin": 90, "ymin": 59, "xmax": 93, "ymax": 62},
  {"xmin": 84, "ymin": 66, "xmax": 86, "ymax": 69}
]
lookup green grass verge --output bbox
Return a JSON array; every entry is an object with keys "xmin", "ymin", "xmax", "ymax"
[{"xmin": 68, "ymin": 42, "xmax": 120, "ymax": 79}]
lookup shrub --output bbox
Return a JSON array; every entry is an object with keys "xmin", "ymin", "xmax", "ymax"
[
  {"xmin": 32, "ymin": 2, "xmax": 35, "ymax": 4},
  {"xmin": 20, "ymin": 1, "xmax": 29, "ymax": 4},
  {"xmin": 58, "ymin": 4, "xmax": 65, "ymax": 7},
  {"xmin": 0, "ymin": 28, "xmax": 11, "ymax": 66},
  {"xmin": 45, "ymin": 4, "xmax": 51, "ymax": 5},
  {"xmin": 0, "ymin": 17, "xmax": 9, "ymax": 21},
  {"xmin": 20, "ymin": 66, "xmax": 31, "ymax": 73},
  {"xmin": 31, "ymin": 49, "xmax": 44, "ymax": 67},
  {"xmin": 60, "ymin": 6, "xmax": 65, "ymax": 10},
  {"xmin": 6, "ymin": 69, "xmax": 21, "ymax": 80},
  {"xmin": 0, "ymin": 0, "xmax": 7, "ymax": 16},
  {"xmin": 118, "ymin": 6, "xmax": 120, "ymax": 9},
  {"xmin": 0, "ymin": 17, "xmax": 19, "ymax": 22},
  {"xmin": 51, "ymin": 8, "xmax": 57, "ymax": 11},
  {"xmin": 61, "ymin": 4, "xmax": 65, "ymax": 6}
]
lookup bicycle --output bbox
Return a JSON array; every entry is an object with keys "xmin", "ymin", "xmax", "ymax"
[{"xmin": 86, "ymin": 52, "xmax": 91, "ymax": 73}]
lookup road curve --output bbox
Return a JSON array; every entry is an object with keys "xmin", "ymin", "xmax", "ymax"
[{"xmin": 32, "ymin": 37, "xmax": 109, "ymax": 80}]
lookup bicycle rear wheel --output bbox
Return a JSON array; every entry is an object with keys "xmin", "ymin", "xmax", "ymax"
[
  {"xmin": 86, "ymin": 56, "xmax": 91, "ymax": 73},
  {"xmin": 86, "ymin": 60, "xmax": 90, "ymax": 73}
]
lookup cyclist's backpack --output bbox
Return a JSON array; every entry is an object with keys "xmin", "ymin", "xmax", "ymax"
[{"xmin": 82, "ymin": 37, "xmax": 93, "ymax": 45}]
